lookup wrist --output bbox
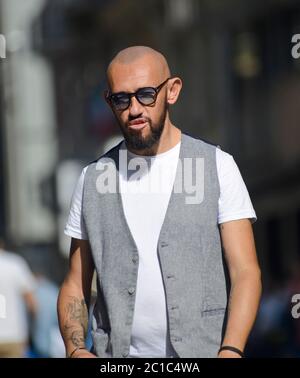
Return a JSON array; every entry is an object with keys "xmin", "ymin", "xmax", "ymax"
[
  {"xmin": 218, "ymin": 345, "xmax": 245, "ymax": 358},
  {"xmin": 67, "ymin": 346, "xmax": 87, "ymax": 358}
]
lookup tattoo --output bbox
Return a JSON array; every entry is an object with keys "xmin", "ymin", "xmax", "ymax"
[
  {"xmin": 65, "ymin": 297, "xmax": 88, "ymax": 333},
  {"xmin": 63, "ymin": 296, "xmax": 88, "ymax": 348},
  {"xmin": 71, "ymin": 330, "xmax": 86, "ymax": 347}
]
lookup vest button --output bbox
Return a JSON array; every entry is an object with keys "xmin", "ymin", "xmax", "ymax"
[
  {"xmin": 122, "ymin": 351, "xmax": 129, "ymax": 357},
  {"xmin": 128, "ymin": 287, "xmax": 135, "ymax": 294},
  {"xmin": 132, "ymin": 256, "xmax": 138, "ymax": 263},
  {"xmin": 161, "ymin": 242, "xmax": 168, "ymax": 247}
]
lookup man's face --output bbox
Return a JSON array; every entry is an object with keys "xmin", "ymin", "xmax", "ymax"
[{"xmin": 107, "ymin": 62, "xmax": 169, "ymax": 151}]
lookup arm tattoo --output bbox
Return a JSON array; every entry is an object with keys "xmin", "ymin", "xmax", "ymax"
[
  {"xmin": 70, "ymin": 330, "xmax": 86, "ymax": 347},
  {"xmin": 63, "ymin": 296, "xmax": 89, "ymax": 348}
]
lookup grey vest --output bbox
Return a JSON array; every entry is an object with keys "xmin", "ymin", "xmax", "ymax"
[{"xmin": 82, "ymin": 132, "xmax": 229, "ymax": 358}]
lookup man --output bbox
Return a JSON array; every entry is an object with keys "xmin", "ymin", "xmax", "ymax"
[
  {"xmin": 57, "ymin": 46, "xmax": 262, "ymax": 358},
  {"xmin": 0, "ymin": 239, "xmax": 37, "ymax": 357}
]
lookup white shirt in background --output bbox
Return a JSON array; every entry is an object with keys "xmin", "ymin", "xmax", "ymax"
[{"xmin": 0, "ymin": 251, "xmax": 36, "ymax": 343}]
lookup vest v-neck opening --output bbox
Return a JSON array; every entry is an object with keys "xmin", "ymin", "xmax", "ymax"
[{"xmin": 116, "ymin": 133, "xmax": 186, "ymax": 252}]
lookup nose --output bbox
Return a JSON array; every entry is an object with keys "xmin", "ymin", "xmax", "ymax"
[{"xmin": 128, "ymin": 95, "xmax": 144, "ymax": 117}]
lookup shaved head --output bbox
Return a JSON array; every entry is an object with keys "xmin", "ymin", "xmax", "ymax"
[{"xmin": 106, "ymin": 46, "xmax": 171, "ymax": 89}]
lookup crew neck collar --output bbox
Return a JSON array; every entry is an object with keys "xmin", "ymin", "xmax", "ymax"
[{"xmin": 122, "ymin": 139, "xmax": 181, "ymax": 160}]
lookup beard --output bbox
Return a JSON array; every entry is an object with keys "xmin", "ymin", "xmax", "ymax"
[{"xmin": 118, "ymin": 102, "xmax": 168, "ymax": 151}]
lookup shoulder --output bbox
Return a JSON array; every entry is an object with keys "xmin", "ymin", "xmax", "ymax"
[
  {"xmin": 215, "ymin": 148, "xmax": 245, "ymax": 182},
  {"xmin": 181, "ymin": 132, "xmax": 221, "ymax": 154},
  {"xmin": 81, "ymin": 139, "xmax": 125, "ymax": 180},
  {"xmin": 85, "ymin": 139, "xmax": 124, "ymax": 172},
  {"xmin": 215, "ymin": 147, "xmax": 235, "ymax": 170},
  {"xmin": 181, "ymin": 133, "xmax": 238, "ymax": 178}
]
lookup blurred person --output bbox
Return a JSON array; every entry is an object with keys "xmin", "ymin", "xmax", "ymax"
[
  {"xmin": 0, "ymin": 239, "xmax": 37, "ymax": 357},
  {"xmin": 58, "ymin": 46, "xmax": 262, "ymax": 358},
  {"xmin": 31, "ymin": 272, "xmax": 65, "ymax": 358}
]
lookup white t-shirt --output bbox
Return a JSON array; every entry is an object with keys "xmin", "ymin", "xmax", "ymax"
[
  {"xmin": 64, "ymin": 140, "xmax": 257, "ymax": 357},
  {"xmin": 0, "ymin": 251, "xmax": 36, "ymax": 343}
]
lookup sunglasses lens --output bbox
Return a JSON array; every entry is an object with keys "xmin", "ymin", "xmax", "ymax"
[
  {"xmin": 137, "ymin": 88, "xmax": 156, "ymax": 105},
  {"xmin": 111, "ymin": 94, "xmax": 129, "ymax": 110},
  {"xmin": 109, "ymin": 87, "xmax": 157, "ymax": 110}
]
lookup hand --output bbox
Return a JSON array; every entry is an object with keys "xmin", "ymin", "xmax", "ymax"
[
  {"xmin": 70, "ymin": 348, "xmax": 97, "ymax": 358},
  {"xmin": 218, "ymin": 350, "xmax": 242, "ymax": 358}
]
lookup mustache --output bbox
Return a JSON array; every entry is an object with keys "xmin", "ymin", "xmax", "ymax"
[{"xmin": 126, "ymin": 116, "xmax": 151, "ymax": 126}]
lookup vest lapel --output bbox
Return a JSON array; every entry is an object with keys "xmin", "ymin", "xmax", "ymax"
[{"xmin": 112, "ymin": 132, "xmax": 189, "ymax": 252}]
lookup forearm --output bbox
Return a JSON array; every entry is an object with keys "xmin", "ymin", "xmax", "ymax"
[
  {"xmin": 221, "ymin": 267, "xmax": 262, "ymax": 351},
  {"xmin": 57, "ymin": 279, "xmax": 89, "ymax": 356}
]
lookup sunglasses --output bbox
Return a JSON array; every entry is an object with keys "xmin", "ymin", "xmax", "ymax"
[{"xmin": 104, "ymin": 77, "xmax": 171, "ymax": 111}]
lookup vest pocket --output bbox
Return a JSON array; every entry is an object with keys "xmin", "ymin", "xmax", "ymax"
[
  {"xmin": 201, "ymin": 307, "xmax": 226, "ymax": 317},
  {"xmin": 91, "ymin": 328, "xmax": 111, "ymax": 357},
  {"xmin": 200, "ymin": 307, "xmax": 226, "ymax": 351}
]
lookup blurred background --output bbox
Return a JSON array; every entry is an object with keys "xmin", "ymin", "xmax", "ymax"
[{"xmin": 0, "ymin": 0, "xmax": 300, "ymax": 357}]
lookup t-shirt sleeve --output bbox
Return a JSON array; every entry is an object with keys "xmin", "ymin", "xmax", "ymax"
[
  {"xmin": 216, "ymin": 148, "xmax": 257, "ymax": 224},
  {"xmin": 64, "ymin": 166, "xmax": 88, "ymax": 240}
]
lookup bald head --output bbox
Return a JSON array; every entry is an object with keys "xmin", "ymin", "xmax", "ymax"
[{"xmin": 106, "ymin": 46, "xmax": 171, "ymax": 90}]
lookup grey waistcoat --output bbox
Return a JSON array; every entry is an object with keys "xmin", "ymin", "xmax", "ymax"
[{"xmin": 82, "ymin": 132, "xmax": 229, "ymax": 358}]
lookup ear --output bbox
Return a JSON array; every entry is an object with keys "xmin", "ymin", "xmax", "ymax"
[
  {"xmin": 103, "ymin": 89, "xmax": 111, "ymax": 105},
  {"xmin": 166, "ymin": 77, "xmax": 183, "ymax": 105}
]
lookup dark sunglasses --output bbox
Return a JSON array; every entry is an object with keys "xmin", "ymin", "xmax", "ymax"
[{"xmin": 104, "ymin": 77, "xmax": 171, "ymax": 111}]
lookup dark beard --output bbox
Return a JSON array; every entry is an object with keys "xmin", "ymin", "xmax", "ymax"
[{"xmin": 119, "ymin": 104, "xmax": 167, "ymax": 151}]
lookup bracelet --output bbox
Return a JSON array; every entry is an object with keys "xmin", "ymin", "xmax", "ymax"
[
  {"xmin": 68, "ymin": 347, "xmax": 86, "ymax": 358},
  {"xmin": 218, "ymin": 345, "xmax": 245, "ymax": 358}
]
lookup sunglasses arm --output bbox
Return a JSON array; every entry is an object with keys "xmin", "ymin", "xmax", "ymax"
[{"xmin": 104, "ymin": 89, "xmax": 111, "ymax": 104}]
